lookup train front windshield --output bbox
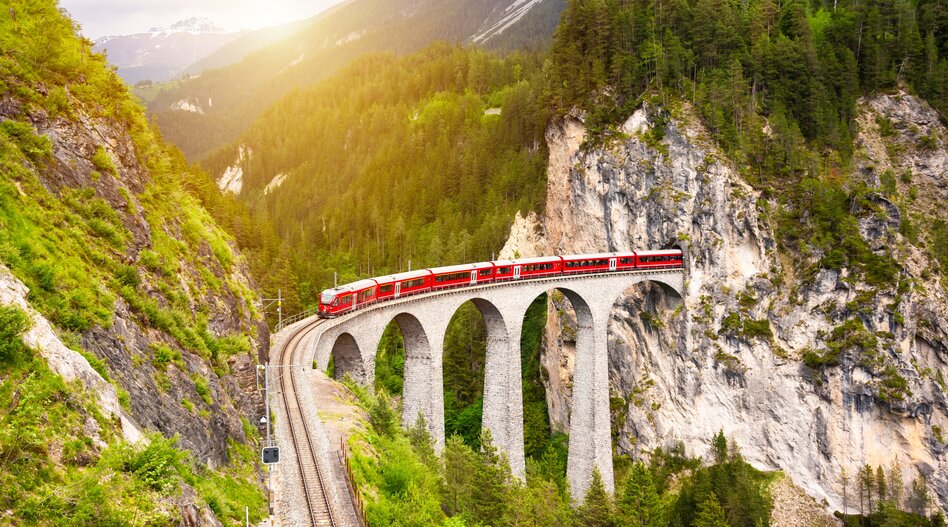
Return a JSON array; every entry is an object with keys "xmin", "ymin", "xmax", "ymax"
[{"xmin": 320, "ymin": 291, "xmax": 335, "ymax": 305}]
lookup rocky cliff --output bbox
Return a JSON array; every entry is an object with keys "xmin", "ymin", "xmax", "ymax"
[{"xmin": 513, "ymin": 93, "xmax": 947, "ymax": 513}]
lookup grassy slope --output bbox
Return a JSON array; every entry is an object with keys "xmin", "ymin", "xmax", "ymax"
[{"xmin": 0, "ymin": 1, "xmax": 267, "ymax": 524}]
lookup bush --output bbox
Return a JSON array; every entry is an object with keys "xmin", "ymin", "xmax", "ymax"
[
  {"xmin": 91, "ymin": 145, "xmax": 117, "ymax": 176},
  {"xmin": 113, "ymin": 433, "xmax": 188, "ymax": 493},
  {"xmin": 0, "ymin": 305, "xmax": 31, "ymax": 364},
  {"xmin": 193, "ymin": 374, "xmax": 213, "ymax": 406}
]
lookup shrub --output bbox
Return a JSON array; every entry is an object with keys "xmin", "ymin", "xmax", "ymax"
[
  {"xmin": 111, "ymin": 433, "xmax": 188, "ymax": 493},
  {"xmin": 0, "ymin": 305, "xmax": 31, "ymax": 364},
  {"xmin": 91, "ymin": 145, "xmax": 117, "ymax": 176},
  {"xmin": 193, "ymin": 374, "xmax": 213, "ymax": 406},
  {"xmin": 115, "ymin": 264, "xmax": 140, "ymax": 289}
]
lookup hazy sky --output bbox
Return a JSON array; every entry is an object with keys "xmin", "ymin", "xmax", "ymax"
[{"xmin": 59, "ymin": 0, "xmax": 346, "ymax": 39}]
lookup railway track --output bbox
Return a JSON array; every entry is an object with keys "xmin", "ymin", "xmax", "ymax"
[{"xmin": 276, "ymin": 319, "xmax": 337, "ymax": 526}]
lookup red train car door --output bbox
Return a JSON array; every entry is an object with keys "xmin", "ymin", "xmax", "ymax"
[
  {"xmin": 470, "ymin": 270, "xmax": 477, "ymax": 285},
  {"xmin": 395, "ymin": 282, "xmax": 401, "ymax": 299},
  {"xmin": 609, "ymin": 258, "xmax": 617, "ymax": 271},
  {"xmin": 514, "ymin": 265, "xmax": 522, "ymax": 279}
]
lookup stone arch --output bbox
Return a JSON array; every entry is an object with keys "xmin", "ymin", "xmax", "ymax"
[{"xmin": 330, "ymin": 332, "xmax": 365, "ymax": 383}]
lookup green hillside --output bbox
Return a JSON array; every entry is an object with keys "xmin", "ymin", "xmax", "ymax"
[
  {"xmin": 203, "ymin": 43, "xmax": 550, "ymax": 296},
  {"xmin": 0, "ymin": 1, "xmax": 281, "ymax": 523},
  {"xmin": 146, "ymin": 0, "xmax": 565, "ymax": 159}
]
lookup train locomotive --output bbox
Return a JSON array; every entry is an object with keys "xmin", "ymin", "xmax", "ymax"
[{"xmin": 317, "ymin": 249, "xmax": 683, "ymax": 318}]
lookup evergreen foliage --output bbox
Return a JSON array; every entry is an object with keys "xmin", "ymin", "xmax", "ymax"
[
  {"xmin": 548, "ymin": 0, "xmax": 946, "ymax": 287},
  {"xmin": 202, "ymin": 44, "xmax": 550, "ymax": 305}
]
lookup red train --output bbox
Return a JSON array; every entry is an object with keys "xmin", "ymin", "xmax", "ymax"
[{"xmin": 317, "ymin": 250, "xmax": 683, "ymax": 318}]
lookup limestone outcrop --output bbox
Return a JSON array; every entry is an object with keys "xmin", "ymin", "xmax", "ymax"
[{"xmin": 524, "ymin": 94, "xmax": 948, "ymax": 513}]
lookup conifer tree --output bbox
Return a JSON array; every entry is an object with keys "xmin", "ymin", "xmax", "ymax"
[
  {"xmin": 442, "ymin": 436, "xmax": 476, "ymax": 517},
  {"xmin": 888, "ymin": 461, "xmax": 904, "ymax": 511},
  {"xmin": 619, "ymin": 462, "xmax": 663, "ymax": 527},
  {"xmin": 407, "ymin": 413, "xmax": 437, "ymax": 470},
  {"xmin": 876, "ymin": 465, "xmax": 888, "ymax": 512},
  {"xmin": 577, "ymin": 469, "xmax": 616, "ymax": 527},
  {"xmin": 694, "ymin": 494, "xmax": 728, "ymax": 527},
  {"xmin": 470, "ymin": 429, "xmax": 511, "ymax": 522}
]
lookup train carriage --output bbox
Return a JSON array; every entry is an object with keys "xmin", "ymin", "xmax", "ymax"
[
  {"xmin": 615, "ymin": 251, "xmax": 637, "ymax": 270},
  {"xmin": 491, "ymin": 260, "xmax": 516, "ymax": 281},
  {"xmin": 473, "ymin": 262, "xmax": 495, "ymax": 283},
  {"xmin": 562, "ymin": 252, "xmax": 623, "ymax": 274},
  {"xmin": 317, "ymin": 278, "xmax": 378, "ymax": 318},
  {"xmin": 430, "ymin": 263, "xmax": 480, "ymax": 290},
  {"xmin": 635, "ymin": 249, "xmax": 684, "ymax": 269},
  {"xmin": 511, "ymin": 256, "xmax": 563, "ymax": 279},
  {"xmin": 385, "ymin": 269, "xmax": 434, "ymax": 298}
]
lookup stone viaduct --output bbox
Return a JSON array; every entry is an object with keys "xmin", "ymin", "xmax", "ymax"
[{"xmin": 300, "ymin": 269, "xmax": 684, "ymax": 499}]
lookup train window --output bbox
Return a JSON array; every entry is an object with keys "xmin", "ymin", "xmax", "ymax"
[
  {"xmin": 479, "ymin": 269, "xmax": 492, "ymax": 277},
  {"xmin": 436, "ymin": 272, "xmax": 469, "ymax": 283},
  {"xmin": 402, "ymin": 278, "xmax": 425, "ymax": 289},
  {"xmin": 619, "ymin": 258, "xmax": 633, "ymax": 264},
  {"xmin": 359, "ymin": 289, "xmax": 374, "ymax": 302},
  {"xmin": 497, "ymin": 267, "xmax": 510, "ymax": 274},
  {"xmin": 379, "ymin": 284, "xmax": 394, "ymax": 294},
  {"xmin": 331, "ymin": 299, "xmax": 339, "ymax": 306},
  {"xmin": 340, "ymin": 295, "xmax": 352, "ymax": 304}
]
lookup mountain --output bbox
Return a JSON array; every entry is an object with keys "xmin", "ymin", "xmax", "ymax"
[
  {"xmin": 93, "ymin": 17, "xmax": 242, "ymax": 83},
  {"xmin": 202, "ymin": 0, "xmax": 948, "ymax": 520},
  {"xmin": 0, "ymin": 1, "xmax": 288, "ymax": 522},
  {"xmin": 146, "ymin": 0, "xmax": 565, "ymax": 159}
]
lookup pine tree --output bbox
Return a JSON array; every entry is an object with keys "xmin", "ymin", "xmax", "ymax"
[
  {"xmin": 442, "ymin": 436, "xmax": 476, "ymax": 516},
  {"xmin": 694, "ymin": 494, "xmax": 729, "ymax": 527},
  {"xmin": 876, "ymin": 465, "xmax": 888, "ymax": 512},
  {"xmin": 577, "ymin": 469, "xmax": 616, "ymax": 527},
  {"xmin": 469, "ymin": 429, "xmax": 511, "ymax": 522},
  {"xmin": 407, "ymin": 413, "xmax": 437, "ymax": 470},
  {"xmin": 712, "ymin": 430, "xmax": 728, "ymax": 465},
  {"xmin": 888, "ymin": 461, "xmax": 904, "ymax": 511},
  {"xmin": 619, "ymin": 461, "xmax": 664, "ymax": 527},
  {"xmin": 909, "ymin": 474, "xmax": 931, "ymax": 516}
]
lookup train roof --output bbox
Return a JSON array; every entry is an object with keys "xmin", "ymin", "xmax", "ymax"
[
  {"xmin": 332, "ymin": 279, "xmax": 378, "ymax": 293},
  {"xmin": 471, "ymin": 262, "xmax": 494, "ymax": 269},
  {"xmin": 428, "ymin": 263, "xmax": 477, "ymax": 275},
  {"xmin": 489, "ymin": 260, "xmax": 516, "ymax": 266},
  {"xmin": 636, "ymin": 249, "xmax": 682, "ymax": 256},
  {"xmin": 511, "ymin": 256, "xmax": 563, "ymax": 265},
  {"xmin": 377, "ymin": 269, "xmax": 432, "ymax": 283}
]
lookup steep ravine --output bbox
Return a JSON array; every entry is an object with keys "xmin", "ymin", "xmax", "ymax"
[{"xmin": 511, "ymin": 94, "xmax": 948, "ymax": 513}]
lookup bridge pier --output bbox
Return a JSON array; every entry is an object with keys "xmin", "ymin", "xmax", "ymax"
[
  {"xmin": 479, "ymin": 298, "xmax": 527, "ymax": 479},
  {"xmin": 563, "ymin": 289, "xmax": 615, "ymax": 499},
  {"xmin": 398, "ymin": 314, "xmax": 445, "ymax": 452}
]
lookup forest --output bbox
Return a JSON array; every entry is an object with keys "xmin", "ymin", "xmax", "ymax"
[
  {"xmin": 547, "ymin": 0, "xmax": 947, "ymax": 285},
  {"xmin": 202, "ymin": 43, "xmax": 552, "ymax": 314},
  {"xmin": 345, "ymin": 382, "xmax": 945, "ymax": 527}
]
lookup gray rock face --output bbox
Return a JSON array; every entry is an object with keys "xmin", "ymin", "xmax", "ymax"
[{"xmin": 531, "ymin": 97, "xmax": 948, "ymax": 512}]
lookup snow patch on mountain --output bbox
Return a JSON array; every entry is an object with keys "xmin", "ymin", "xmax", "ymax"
[{"xmin": 471, "ymin": 0, "xmax": 546, "ymax": 44}]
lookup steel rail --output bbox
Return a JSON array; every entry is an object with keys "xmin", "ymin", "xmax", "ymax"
[{"xmin": 277, "ymin": 319, "xmax": 338, "ymax": 526}]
